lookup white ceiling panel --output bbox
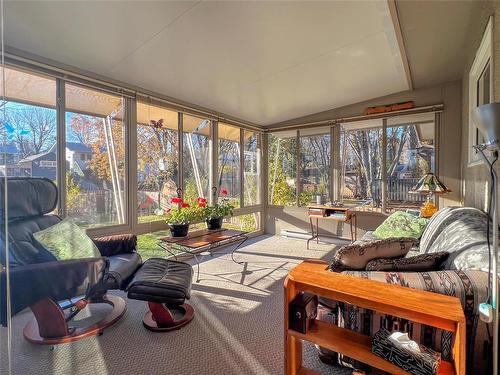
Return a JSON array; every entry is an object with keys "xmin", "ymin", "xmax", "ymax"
[
  {"xmin": 396, "ymin": 0, "xmax": 479, "ymax": 89},
  {"xmin": 5, "ymin": 1, "xmax": 197, "ymax": 72},
  {"xmin": 5, "ymin": 1, "xmax": 409, "ymax": 125}
]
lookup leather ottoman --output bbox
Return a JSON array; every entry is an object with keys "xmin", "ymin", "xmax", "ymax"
[{"xmin": 127, "ymin": 258, "xmax": 194, "ymax": 332}]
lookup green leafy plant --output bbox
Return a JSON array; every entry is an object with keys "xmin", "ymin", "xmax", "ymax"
[
  {"xmin": 299, "ymin": 191, "xmax": 314, "ymax": 206},
  {"xmin": 202, "ymin": 188, "xmax": 234, "ymax": 219},
  {"xmin": 66, "ymin": 172, "xmax": 82, "ymax": 215},
  {"xmin": 165, "ymin": 206, "xmax": 193, "ymax": 225},
  {"xmin": 317, "ymin": 180, "xmax": 328, "ymax": 195}
]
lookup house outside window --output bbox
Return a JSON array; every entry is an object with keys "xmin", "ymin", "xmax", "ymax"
[
  {"xmin": 0, "ymin": 66, "xmax": 57, "ymax": 182},
  {"xmin": 39, "ymin": 160, "xmax": 57, "ymax": 168}
]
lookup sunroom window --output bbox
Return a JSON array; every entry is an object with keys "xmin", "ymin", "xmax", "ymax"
[
  {"xmin": 299, "ymin": 128, "xmax": 331, "ymax": 205},
  {"xmin": 218, "ymin": 122, "xmax": 241, "ymax": 207},
  {"xmin": 244, "ymin": 130, "xmax": 261, "ymax": 206},
  {"xmin": 0, "ymin": 66, "xmax": 57, "ymax": 184},
  {"xmin": 182, "ymin": 114, "xmax": 211, "ymax": 202},
  {"xmin": 136, "ymin": 101, "xmax": 179, "ymax": 223},
  {"xmin": 65, "ymin": 83, "xmax": 126, "ymax": 228},
  {"xmin": 340, "ymin": 123, "xmax": 383, "ymax": 207},
  {"xmin": 268, "ymin": 131, "xmax": 297, "ymax": 206}
]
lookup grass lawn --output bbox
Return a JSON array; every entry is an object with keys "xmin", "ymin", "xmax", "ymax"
[
  {"xmin": 137, "ymin": 230, "xmax": 171, "ymax": 260},
  {"xmin": 137, "ymin": 215, "xmax": 166, "ymax": 224},
  {"xmin": 136, "ymin": 220, "xmax": 257, "ymax": 261}
]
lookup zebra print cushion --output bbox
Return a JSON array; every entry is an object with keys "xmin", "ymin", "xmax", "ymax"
[
  {"xmin": 330, "ymin": 238, "xmax": 416, "ymax": 272},
  {"xmin": 365, "ymin": 252, "xmax": 449, "ymax": 272}
]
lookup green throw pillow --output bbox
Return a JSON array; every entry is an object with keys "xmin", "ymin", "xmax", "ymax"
[
  {"xmin": 33, "ymin": 220, "xmax": 101, "ymax": 260},
  {"xmin": 373, "ymin": 211, "xmax": 429, "ymax": 239}
]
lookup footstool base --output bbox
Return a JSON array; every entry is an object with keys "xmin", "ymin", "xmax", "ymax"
[
  {"xmin": 126, "ymin": 258, "xmax": 194, "ymax": 332},
  {"xmin": 143, "ymin": 302, "xmax": 194, "ymax": 332}
]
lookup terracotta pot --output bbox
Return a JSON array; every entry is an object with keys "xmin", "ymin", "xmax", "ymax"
[
  {"xmin": 206, "ymin": 217, "xmax": 223, "ymax": 230},
  {"xmin": 168, "ymin": 223, "xmax": 189, "ymax": 237}
]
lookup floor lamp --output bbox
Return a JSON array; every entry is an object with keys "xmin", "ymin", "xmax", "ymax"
[{"xmin": 473, "ymin": 102, "xmax": 500, "ymax": 375}]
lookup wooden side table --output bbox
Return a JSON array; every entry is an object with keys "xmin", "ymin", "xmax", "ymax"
[
  {"xmin": 306, "ymin": 205, "xmax": 357, "ymax": 249},
  {"xmin": 284, "ymin": 260, "xmax": 466, "ymax": 375}
]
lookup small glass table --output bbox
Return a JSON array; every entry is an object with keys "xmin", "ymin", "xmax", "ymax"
[{"xmin": 158, "ymin": 228, "xmax": 248, "ymax": 282}]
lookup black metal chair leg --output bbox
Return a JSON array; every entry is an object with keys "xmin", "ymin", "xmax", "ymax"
[{"xmin": 193, "ymin": 253, "xmax": 201, "ymax": 283}]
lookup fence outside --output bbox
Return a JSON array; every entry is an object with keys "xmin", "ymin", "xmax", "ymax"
[
  {"xmin": 66, "ymin": 190, "xmax": 119, "ymax": 226},
  {"xmin": 343, "ymin": 178, "xmax": 425, "ymax": 207}
]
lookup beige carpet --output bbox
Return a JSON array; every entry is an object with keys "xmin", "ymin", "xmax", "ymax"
[{"xmin": 1, "ymin": 235, "xmax": 352, "ymax": 375}]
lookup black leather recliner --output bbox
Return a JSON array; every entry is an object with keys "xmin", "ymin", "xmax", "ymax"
[{"xmin": 0, "ymin": 177, "xmax": 142, "ymax": 344}]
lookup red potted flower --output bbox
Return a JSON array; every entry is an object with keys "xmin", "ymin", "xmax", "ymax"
[
  {"xmin": 202, "ymin": 188, "xmax": 234, "ymax": 230},
  {"xmin": 166, "ymin": 197, "xmax": 192, "ymax": 237}
]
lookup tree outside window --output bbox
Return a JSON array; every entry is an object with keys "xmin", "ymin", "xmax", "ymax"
[{"xmin": 268, "ymin": 133, "xmax": 297, "ymax": 206}]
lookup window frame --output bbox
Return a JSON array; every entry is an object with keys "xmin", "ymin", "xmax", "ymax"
[
  {"xmin": 135, "ymin": 100, "xmax": 180, "ymax": 226},
  {"xmin": 217, "ymin": 123, "xmax": 263, "ymax": 210},
  {"xmin": 338, "ymin": 122, "xmax": 384, "ymax": 209},
  {"xmin": 468, "ymin": 16, "xmax": 493, "ymax": 166},
  {"xmin": 298, "ymin": 128, "xmax": 332, "ymax": 206},
  {"xmin": 217, "ymin": 122, "xmax": 242, "ymax": 207},
  {"xmin": 243, "ymin": 130, "xmax": 262, "ymax": 207},
  {"xmin": 268, "ymin": 113, "xmax": 440, "ymax": 213},
  {"xmin": 267, "ymin": 130, "xmax": 299, "ymax": 207},
  {"xmin": 3, "ymin": 60, "xmax": 264, "ymax": 237},
  {"xmin": 63, "ymin": 81, "xmax": 129, "ymax": 232},
  {"xmin": 182, "ymin": 113, "xmax": 214, "ymax": 203}
]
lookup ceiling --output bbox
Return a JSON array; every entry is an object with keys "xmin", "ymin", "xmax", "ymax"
[
  {"xmin": 4, "ymin": 1, "xmax": 411, "ymax": 126},
  {"xmin": 4, "ymin": 1, "xmax": 476, "ymax": 127},
  {"xmin": 396, "ymin": 0, "xmax": 479, "ymax": 89}
]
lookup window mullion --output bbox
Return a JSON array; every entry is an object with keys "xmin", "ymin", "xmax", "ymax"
[
  {"xmin": 240, "ymin": 128, "xmax": 245, "ymax": 208},
  {"xmin": 331, "ymin": 125, "xmax": 339, "ymax": 202},
  {"xmin": 261, "ymin": 133, "xmax": 268, "ymax": 208},
  {"xmin": 56, "ymin": 78, "xmax": 66, "ymax": 217},
  {"xmin": 128, "ymin": 96, "xmax": 137, "ymax": 231},
  {"xmin": 381, "ymin": 119, "xmax": 388, "ymax": 213},
  {"xmin": 210, "ymin": 120, "xmax": 218, "ymax": 205},
  {"xmin": 296, "ymin": 130, "xmax": 301, "ymax": 206},
  {"xmin": 434, "ymin": 111, "xmax": 441, "ymax": 209},
  {"xmin": 178, "ymin": 113, "xmax": 184, "ymax": 197}
]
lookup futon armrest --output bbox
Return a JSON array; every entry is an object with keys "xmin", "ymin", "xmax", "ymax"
[
  {"xmin": 340, "ymin": 269, "xmax": 488, "ymax": 317},
  {"xmin": 93, "ymin": 234, "xmax": 137, "ymax": 256},
  {"xmin": 2, "ymin": 257, "xmax": 108, "ymax": 321}
]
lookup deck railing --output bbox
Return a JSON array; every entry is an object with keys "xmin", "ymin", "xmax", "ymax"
[{"xmin": 343, "ymin": 178, "xmax": 425, "ymax": 206}]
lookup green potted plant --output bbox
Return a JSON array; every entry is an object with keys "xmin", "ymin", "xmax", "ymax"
[
  {"xmin": 203, "ymin": 187, "xmax": 234, "ymax": 230},
  {"xmin": 166, "ymin": 197, "xmax": 193, "ymax": 237},
  {"xmin": 316, "ymin": 183, "xmax": 327, "ymax": 205}
]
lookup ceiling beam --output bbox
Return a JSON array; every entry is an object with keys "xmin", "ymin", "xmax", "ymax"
[{"xmin": 388, "ymin": 0, "xmax": 414, "ymax": 91}]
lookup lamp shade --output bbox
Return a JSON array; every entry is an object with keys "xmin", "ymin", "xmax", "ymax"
[
  {"xmin": 410, "ymin": 173, "xmax": 451, "ymax": 195},
  {"xmin": 474, "ymin": 103, "xmax": 500, "ymax": 149}
]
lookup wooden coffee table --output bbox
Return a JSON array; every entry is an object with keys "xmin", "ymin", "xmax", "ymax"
[{"xmin": 158, "ymin": 228, "xmax": 248, "ymax": 282}]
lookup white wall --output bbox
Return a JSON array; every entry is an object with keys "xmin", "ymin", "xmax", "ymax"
[{"xmin": 461, "ymin": 1, "xmax": 500, "ymax": 210}]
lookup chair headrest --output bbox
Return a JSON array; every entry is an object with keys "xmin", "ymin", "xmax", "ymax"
[{"xmin": 0, "ymin": 177, "xmax": 58, "ymax": 220}]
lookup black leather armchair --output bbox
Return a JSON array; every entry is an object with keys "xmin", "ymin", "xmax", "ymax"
[
  {"xmin": 0, "ymin": 177, "xmax": 142, "ymax": 344},
  {"xmin": 93, "ymin": 234, "xmax": 142, "ymax": 290}
]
